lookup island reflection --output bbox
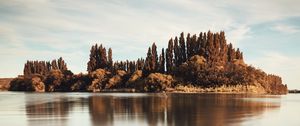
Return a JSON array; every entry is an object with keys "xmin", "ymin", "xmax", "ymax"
[{"xmin": 25, "ymin": 93, "xmax": 280, "ymax": 126}]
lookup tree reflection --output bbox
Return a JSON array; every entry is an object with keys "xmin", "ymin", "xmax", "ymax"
[
  {"xmin": 88, "ymin": 94, "xmax": 280, "ymax": 126},
  {"xmin": 25, "ymin": 95, "xmax": 86, "ymax": 126},
  {"xmin": 25, "ymin": 94, "xmax": 280, "ymax": 126}
]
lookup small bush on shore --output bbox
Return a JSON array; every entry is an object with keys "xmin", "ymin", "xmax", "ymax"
[{"xmin": 138, "ymin": 73, "xmax": 173, "ymax": 92}]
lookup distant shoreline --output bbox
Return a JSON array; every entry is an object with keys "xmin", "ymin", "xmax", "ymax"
[{"xmin": 288, "ymin": 90, "xmax": 300, "ymax": 93}]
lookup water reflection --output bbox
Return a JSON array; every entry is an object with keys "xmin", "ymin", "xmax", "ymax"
[{"xmin": 24, "ymin": 93, "xmax": 280, "ymax": 126}]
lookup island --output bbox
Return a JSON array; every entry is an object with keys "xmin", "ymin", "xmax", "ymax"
[{"xmin": 8, "ymin": 31, "xmax": 288, "ymax": 94}]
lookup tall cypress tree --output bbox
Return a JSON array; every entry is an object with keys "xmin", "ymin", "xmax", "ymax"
[
  {"xmin": 174, "ymin": 37, "xmax": 180, "ymax": 66},
  {"xmin": 161, "ymin": 48, "xmax": 165, "ymax": 73},
  {"xmin": 190, "ymin": 34, "xmax": 197, "ymax": 58},
  {"xmin": 51, "ymin": 60, "xmax": 58, "ymax": 70},
  {"xmin": 57, "ymin": 57, "xmax": 67, "ymax": 71},
  {"xmin": 151, "ymin": 43, "xmax": 158, "ymax": 72},
  {"xmin": 236, "ymin": 48, "xmax": 243, "ymax": 60},
  {"xmin": 219, "ymin": 31, "xmax": 228, "ymax": 65},
  {"xmin": 144, "ymin": 47, "xmax": 152, "ymax": 75},
  {"xmin": 186, "ymin": 33, "xmax": 191, "ymax": 59},
  {"xmin": 206, "ymin": 31, "xmax": 215, "ymax": 66},
  {"xmin": 108, "ymin": 48, "xmax": 113, "ymax": 70},
  {"xmin": 227, "ymin": 43, "xmax": 236, "ymax": 62},
  {"xmin": 179, "ymin": 32, "xmax": 186, "ymax": 63},
  {"xmin": 166, "ymin": 39, "xmax": 174, "ymax": 73},
  {"xmin": 87, "ymin": 44, "xmax": 112, "ymax": 72},
  {"xmin": 87, "ymin": 45, "xmax": 97, "ymax": 72},
  {"xmin": 100, "ymin": 47, "xmax": 108, "ymax": 69},
  {"xmin": 158, "ymin": 48, "xmax": 165, "ymax": 73},
  {"xmin": 23, "ymin": 58, "xmax": 68, "ymax": 76}
]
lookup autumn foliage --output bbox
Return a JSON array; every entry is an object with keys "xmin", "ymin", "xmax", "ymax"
[{"xmin": 9, "ymin": 31, "xmax": 288, "ymax": 94}]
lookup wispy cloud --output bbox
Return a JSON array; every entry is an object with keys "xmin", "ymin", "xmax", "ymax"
[
  {"xmin": 0, "ymin": 0, "xmax": 300, "ymax": 88},
  {"xmin": 227, "ymin": 25, "xmax": 251, "ymax": 45},
  {"xmin": 272, "ymin": 24, "xmax": 299, "ymax": 34}
]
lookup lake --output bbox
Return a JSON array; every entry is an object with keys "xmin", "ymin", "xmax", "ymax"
[{"xmin": 0, "ymin": 92, "xmax": 299, "ymax": 126}]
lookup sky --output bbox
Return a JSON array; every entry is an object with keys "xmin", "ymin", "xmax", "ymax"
[{"xmin": 0, "ymin": 0, "xmax": 300, "ymax": 89}]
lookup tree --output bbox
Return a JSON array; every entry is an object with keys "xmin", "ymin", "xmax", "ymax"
[
  {"xmin": 87, "ymin": 45, "xmax": 97, "ymax": 72},
  {"xmin": 190, "ymin": 34, "xmax": 198, "ymax": 57},
  {"xmin": 212, "ymin": 33, "xmax": 220, "ymax": 66},
  {"xmin": 151, "ymin": 43, "xmax": 158, "ymax": 72},
  {"xmin": 108, "ymin": 48, "xmax": 113, "ymax": 70},
  {"xmin": 144, "ymin": 47, "xmax": 152, "ymax": 75},
  {"xmin": 57, "ymin": 57, "xmax": 67, "ymax": 71},
  {"xmin": 15, "ymin": 31, "xmax": 287, "ymax": 94},
  {"xmin": 227, "ymin": 43, "xmax": 236, "ymax": 62},
  {"xmin": 23, "ymin": 58, "xmax": 68, "ymax": 76},
  {"xmin": 174, "ymin": 37, "xmax": 180, "ymax": 67},
  {"xmin": 179, "ymin": 32, "xmax": 186, "ymax": 63},
  {"xmin": 100, "ymin": 47, "xmax": 108, "ymax": 69},
  {"xmin": 158, "ymin": 48, "xmax": 165, "ymax": 73},
  {"xmin": 219, "ymin": 31, "xmax": 228, "ymax": 65},
  {"xmin": 166, "ymin": 39, "xmax": 174, "ymax": 73},
  {"xmin": 51, "ymin": 60, "xmax": 58, "ymax": 70},
  {"xmin": 236, "ymin": 48, "xmax": 243, "ymax": 60},
  {"xmin": 186, "ymin": 33, "xmax": 191, "ymax": 59},
  {"xmin": 136, "ymin": 58, "xmax": 144, "ymax": 70},
  {"xmin": 161, "ymin": 48, "xmax": 165, "ymax": 73},
  {"xmin": 199, "ymin": 32, "xmax": 207, "ymax": 57},
  {"xmin": 87, "ymin": 44, "xmax": 110, "ymax": 72}
]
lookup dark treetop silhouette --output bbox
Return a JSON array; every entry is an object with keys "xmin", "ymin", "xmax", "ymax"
[{"xmin": 9, "ymin": 31, "xmax": 288, "ymax": 94}]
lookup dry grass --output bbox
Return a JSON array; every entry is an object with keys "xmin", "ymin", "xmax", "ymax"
[{"xmin": 174, "ymin": 84, "xmax": 267, "ymax": 94}]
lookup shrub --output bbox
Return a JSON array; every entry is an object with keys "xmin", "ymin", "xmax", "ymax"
[
  {"xmin": 126, "ymin": 70, "xmax": 143, "ymax": 88},
  {"xmin": 87, "ymin": 69, "xmax": 110, "ymax": 92},
  {"xmin": 139, "ymin": 73, "xmax": 173, "ymax": 92},
  {"xmin": 31, "ymin": 76, "xmax": 45, "ymax": 92},
  {"xmin": 70, "ymin": 73, "xmax": 91, "ymax": 92},
  {"xmin": 105, "ymin": 70, "xmax": 127, "ymax": 89},
  {"xmin": 44, "ymin": 70, "xmax": 64, "ymax": 92}
]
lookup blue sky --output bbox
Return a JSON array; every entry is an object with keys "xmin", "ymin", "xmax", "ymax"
[{"xmin": 0, "ymin": 0, "xmax": 300, "ymax": 89}]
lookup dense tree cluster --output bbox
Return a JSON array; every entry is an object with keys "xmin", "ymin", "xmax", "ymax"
[
  {"xmin": 9, "ymin": 31, "xmax": 288, "ymax": 94},
  {"xmin": 165, "ymin": 31, "xmax": 244, "ymax": 72},
  {"xmin": 87, "ymin": 44, "xmax": 110, "ymax": 72},
  {"xmin": 86, "ymin": 31, "xmax": 244, "ymax": 75},
  {"xmin": 23, "ymin": 57, "xmax": 67, "ymax": 76}
]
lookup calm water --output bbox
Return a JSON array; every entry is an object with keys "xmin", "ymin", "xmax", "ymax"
[{"xmin": 0, "ymin": 92, "xmax": 299, "ymax": 126}]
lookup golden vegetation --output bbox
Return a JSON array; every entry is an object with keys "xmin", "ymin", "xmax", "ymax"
[
  {"xmin": 8, "ymin": 31, "xmax": 288, "ymax": 94},
  {"xmin": 139, "ymin": 73, "xmax": 173, "ymax": 92}
]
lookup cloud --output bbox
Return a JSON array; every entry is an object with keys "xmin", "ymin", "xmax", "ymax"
[
  {"xmin": 272, "ymin": 24, "xmax": 299, "ymax": 34},
  {"xmin": 222, "ymin": 0, "xmax": 300, "ymax": 24},
  {"xmin": 0, "ymin": 25, "xmax": 24, "ymax": 48},
  {"xmin": 226, "ymin": 25, "xmax": 251, "ymax": 45},
  {"xmin": 0, "ymin": 0, "xmax": 300, "ymax": 90}
]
